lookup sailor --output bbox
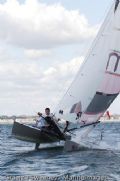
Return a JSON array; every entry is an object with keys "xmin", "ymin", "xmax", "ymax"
[
  {"xmin": 35, "ymin": 108, "xmax": 65, "ymax": 150},
  {"xmin": 44, "ymin": 107, "xmax": 53, "ymax": 121},
  {"xmin": 35, "ymin": 110, "xmax": 49, "ymax": 150},
  {"xmin": 44, "ymin": 108, "xmax": 65, "ymax": 140},
  {"xmin": 44, "ymin": 107, "xmax": 56, "ymax": 128},
  {"xmin": 36, "ymin": 108, "xmax": 55, "ymax": 128},
  {"xmin": 36, "ymin": 112, "xmax": 47, "ymax": 128}
]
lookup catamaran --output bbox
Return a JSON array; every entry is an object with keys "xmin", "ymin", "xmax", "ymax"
[{"xmin": 12, "ymin": 0, "xmax": 120, "ymax": 151}]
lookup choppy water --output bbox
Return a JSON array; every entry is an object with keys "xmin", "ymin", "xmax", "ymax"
[{"xmin": 0, "ymin": 121, "xmax": 120, "ymax": 181}]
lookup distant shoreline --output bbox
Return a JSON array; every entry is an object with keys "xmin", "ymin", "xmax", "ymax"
[
  {"xmin": 0, "ymin": 114, "xmax": 120, "ymax": 120},
  {"xmin": 0, "ymin": 117, "xmax": 120, "ymax": 125},
  {"xmin": 0, "ymin": 116, "xmax": 37, "ymax": 120}
]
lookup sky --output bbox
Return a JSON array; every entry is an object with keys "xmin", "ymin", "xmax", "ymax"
[{"xmin": 0, "ymin": 0, "xmax": 119, "ymax": 116}]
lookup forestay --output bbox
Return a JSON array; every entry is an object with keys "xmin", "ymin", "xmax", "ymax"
[{"xmin": 54, "ymin": 1, "xmax": 120, "ymax": 127}]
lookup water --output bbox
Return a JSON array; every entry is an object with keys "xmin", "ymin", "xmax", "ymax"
[{"xmin": 0, "ymin": 121, "xmax": 120, "ymax": 181}]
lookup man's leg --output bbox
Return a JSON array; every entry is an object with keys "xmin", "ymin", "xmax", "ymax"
[
  {"xmin": 47, "ymin": 118, "xmax": 65, "ymax": 140},
  {"xmin": 35, "ymin": 143, "xmax": 40, "ymax": 150}
]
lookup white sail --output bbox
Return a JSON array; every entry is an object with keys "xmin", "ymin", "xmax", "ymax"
[{"xmin": 54, "ymin": 1, "xmax": 120, "ymax": 127}]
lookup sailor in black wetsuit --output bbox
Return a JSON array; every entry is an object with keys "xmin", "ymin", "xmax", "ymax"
[{"xmin": 44, "ymin": 108, "xmax": 65, "ymax": 140}]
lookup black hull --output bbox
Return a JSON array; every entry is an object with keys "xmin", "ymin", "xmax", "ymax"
[{"xmin": 12, "ymin": 121, "xmax": 63, "ymax": 143}]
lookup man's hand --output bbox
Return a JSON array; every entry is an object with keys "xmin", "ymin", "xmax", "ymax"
[{"xmin": 37, "ymin": 112, "xmax": 42, "ymax": 116}]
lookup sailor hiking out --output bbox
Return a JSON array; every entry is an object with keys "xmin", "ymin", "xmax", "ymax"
[
  {"xmin": 36, "ymin": 108, "xmax": 58, "ymax": 128},
  {"xmin": 35, "ymin": 108, "xmax": 65, "ymax": 150}
]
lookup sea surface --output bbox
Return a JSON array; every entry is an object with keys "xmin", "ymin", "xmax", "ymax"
[{"xmin": 0, "ymin": 120, "xmax": 120, "ymax": 181}]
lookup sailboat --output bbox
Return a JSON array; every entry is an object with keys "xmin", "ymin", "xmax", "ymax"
[{"xmin": 12, "ymin": 0, "xmax": 120, "ymax": 150}]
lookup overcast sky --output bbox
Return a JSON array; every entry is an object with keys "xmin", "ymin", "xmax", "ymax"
[{"xmin": 0, "ymin": 0, "xmax": 119, "ymax": 116}]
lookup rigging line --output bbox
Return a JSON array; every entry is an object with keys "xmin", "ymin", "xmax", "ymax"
[
  {"xmin": 54, "ymin": 2, "xmax": 114, "ymax": 110},
  {"xmin": 58, "ymin": 125, "xmax": 76, "ymax": 136},
  {"xmin": 80, "ymin": 121, "xmax": 100, "ymax": 128},
  {"xmin": 66, "ymin": 121, "xmax": 100, "ymax": 132}
]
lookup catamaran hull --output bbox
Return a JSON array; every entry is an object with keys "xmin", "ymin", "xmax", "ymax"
[{"xmin": 12, "ymin": 121, "xmax": 62, "ymax": 144}]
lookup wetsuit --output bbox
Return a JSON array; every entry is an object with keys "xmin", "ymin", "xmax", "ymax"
[{"xmin": 45, "ymin": 116, "xmax": 65, "ymax": 140}]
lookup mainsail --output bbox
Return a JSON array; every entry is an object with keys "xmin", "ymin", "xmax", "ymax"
[{"xmin": 55, "ymin": 1, "xmax": 120, "ymax": 127}]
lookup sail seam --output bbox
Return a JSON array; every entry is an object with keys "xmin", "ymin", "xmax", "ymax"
[{"xmin": 105, "ymin": 71, "xmax": 120, "ymax": 77}]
